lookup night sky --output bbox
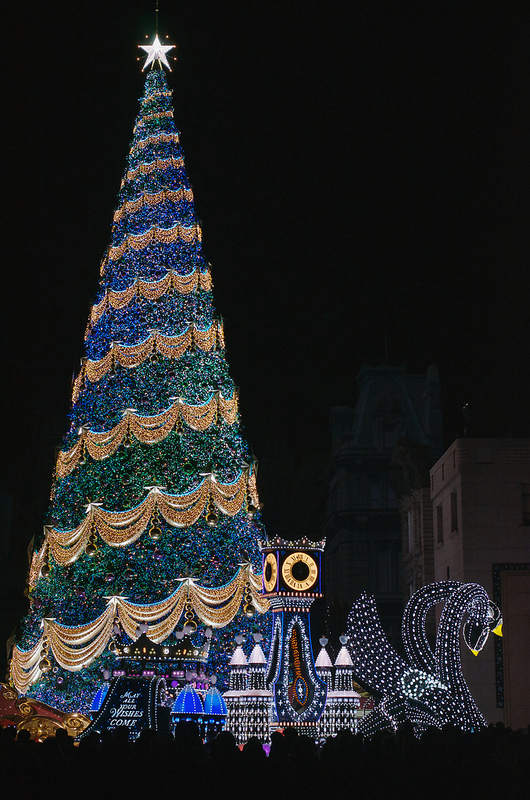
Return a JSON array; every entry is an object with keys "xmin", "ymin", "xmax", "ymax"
[{"xmin": 2, "ymin": 2, "xmax": 530, "ymax": 617}]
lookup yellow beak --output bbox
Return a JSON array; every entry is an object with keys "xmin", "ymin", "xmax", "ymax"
[
  {"xmin": 493, "ymin": 623, "xmax": 503, "ymax": 637},
  {"xmin": 471, "ymin": 649, "xmax": 479, "ymax": 657}
]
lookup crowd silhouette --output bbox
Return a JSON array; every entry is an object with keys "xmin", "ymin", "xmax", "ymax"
[{"xmin": 1, "ymin": 721, "xmax": 527, "ymax": 800}]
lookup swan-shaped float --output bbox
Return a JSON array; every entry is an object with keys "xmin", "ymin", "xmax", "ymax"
[{"xmin": 346, "ymin": 581, "xmax": 502, "ymax": 736}]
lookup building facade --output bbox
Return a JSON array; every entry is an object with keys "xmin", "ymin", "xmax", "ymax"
[
  {"xmin": 323, "ymin": 364, "xmax": 443, "ymax": 646},
  {"xmin": 430, "ymin": 438, "xmax": 530, "ymax": 727}
]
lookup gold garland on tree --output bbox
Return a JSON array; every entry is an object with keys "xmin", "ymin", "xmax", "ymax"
[
  {"xmin": 56, "ymin": 391, "xmax": 238, "ymax": 478},
  {"xmin": 29, "ymin": 471, "xmax": 259, "ymax": 575},
  {"xmin": 11, "ymin": 565, "xmax": 269, "ymax": 694},
  {"xmin": 121, "ymin": 155, "xmax": 184, "ymax": 186},
  {"xmin": 86, "ymin": 267, "xmax": 212, "ymax": 335},
  {"xmin": 71, "ymin": 320, "xmax": 224, "ymax": 402},
  {"xmin": 108, "ymin": 222, "xmax": 202, "ymax": 260}
]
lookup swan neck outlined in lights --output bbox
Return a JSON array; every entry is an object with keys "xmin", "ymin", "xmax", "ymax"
[{"xmin": 346, "ymin": 581, "xmax": 502, "ymax": 737}]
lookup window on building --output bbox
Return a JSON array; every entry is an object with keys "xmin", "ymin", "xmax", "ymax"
[
  {"xmin": 383, "ymin": 423, "xmax": 396, "ymax": 449},
  {"xmin": 370, "ymin": 482, "xmax": 382, "ymax": 509},
  {"xmin": 329, "ymin": 481, "xmax": 338, "ymax": 513},
  {"xmin": 450, "ymin": 491, "xmax": 458, "ymax": 533},
  {"xmin": 407, "ymin": 510, "xmax": 414, "ymax": 553},
  {"xmin": 377, "ymin": 545, "xmax": 399, "ymax": 593},
  {"xmin": 330, "ymin": 470, "xmax": 351, "ymax": 512},
  {"xmin": 330, "ymin": 473, "xmax": 348, "ymax": 513},
  {"xmin": 522, "ymin": 484, "xmax": 530, "ymax": 525},
  {"xmin": 353, "ymin": 474, "xmax": 368, "ymax": 507},
  {"xmin": 387, "ymin": 484, "xmax": 398, "ymax": 509},
  {"xmin": 436, "ymin": 504, "xmax": 444, "ymax": 544},
  {"xmin": 338, "ymin": 472, "xmax": 349, "ymax": 511}
]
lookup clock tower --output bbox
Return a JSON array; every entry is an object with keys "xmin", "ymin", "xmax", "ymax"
[{"xmin": 260, "ymin": 538, "xmax": 327, "ymax": 731}]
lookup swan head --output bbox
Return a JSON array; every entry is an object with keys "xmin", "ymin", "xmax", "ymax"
[{"xmin": 463, "ymin": 600, "xmax": 503, "ymax": 656}]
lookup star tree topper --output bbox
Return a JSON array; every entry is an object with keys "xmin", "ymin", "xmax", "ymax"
[{"xmin": 139, "ymin": 35, "xmax": 175, "ymax": 71}]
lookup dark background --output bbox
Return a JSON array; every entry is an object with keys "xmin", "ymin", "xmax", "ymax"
[{"xmin": 1, "ymin": 1, "xmax": 530, "ymax": 662}]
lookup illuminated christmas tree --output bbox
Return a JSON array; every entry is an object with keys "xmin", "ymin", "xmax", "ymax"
[{"xmin": 10, "ymin": 39, "xmax": 269, "ymax": 713}]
